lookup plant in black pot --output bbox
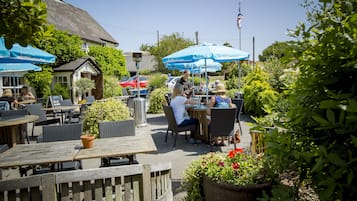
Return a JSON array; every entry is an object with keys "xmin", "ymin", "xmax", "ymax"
[{"xmin": 182, "ymin": 148, "xmax": 277, "ymax": 201}]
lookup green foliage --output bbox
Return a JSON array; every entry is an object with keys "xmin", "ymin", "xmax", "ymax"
[
  {"xmin": 141, "ymin": 33, "xmax": 195, "ymax": 72},
  {"xmin": 24, "ymin": 66, "xmax": 53, "ymax": 98},
  {"xmin": 148, "ymin": 87, "xmax": 169, "ymax": 114},
  {"xmin": 182, "ymin": 149, "xmax": 275, "ymax": 201},
  {"xmin": 88, "ymin": 45, "xmax": 128, "ymax": 77},
  {"xmin": 265, "ymin": 1, "xmax": 357, "ymax": 200},
  {"xmin": 74, "ymin": 78, "xmax": 95, "ymax": 98},
  {"xmin": 83, "ymin": 98, "xmax": 131, "ymax": 137},
  {"xmin": 52, "ymin": 83, "xmax": 70, "ymax": 99},
  {"xmin": 148, "ymin": 73, "xmax": 167, "ymax": 90},
  {"xmin": 225, "ymin": 76, "xmax": 238, "ymax": 90},
  {"xmin": 34, "ymin": 29, "xmax": 85, "ymax": 66},
  {"xmin": 138, "ymin": 69, "xmax": 152, "ymax": 75},
  {"xmin": 0, "ymin": 0, "xmax": 51, "ymax": 48},
  {"xmin": 103, "ymin": 75, "xmax": 121, "ymax": 98},
  {"xmin": 258, "ymin": 184, "xmax": 296, "ymax": 201},
  {"xmin": 243, "ymin": 66, "xmax": 279, "ymax": 116},
  {"xmin": 226, "ymin": 88, "xmax": 238, "ymax": 99},
  {"xmin": 258, "ymin": 41, "xmax": 299, "ymax": 63}
]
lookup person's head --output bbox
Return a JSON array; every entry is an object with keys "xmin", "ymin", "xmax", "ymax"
[
  {"xmin": 172, "ymin": 84, "xmax": 184, "ymax": 98},
  {"xmin": 21, "ymin": 86, "xmax": 29, "ymax": 94},
  {"xmin": 183, "ymin": 70, "xmax": 190, "ymax": 80},
  {"xmin": 2, "ymin": 89, "xmax": 13, "ymax": 97},
  {"xmin": 214, "ymin": 83, "xmax": 226, "ymax": 96}
]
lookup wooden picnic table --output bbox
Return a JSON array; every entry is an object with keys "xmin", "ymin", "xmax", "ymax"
[
  {"xmin": 0, "ymin": 115, "xmax": 39, "ymax": 147},
  {"xmin": 0, "ymin": 135, "xmax": 157, "ymax": 169}
]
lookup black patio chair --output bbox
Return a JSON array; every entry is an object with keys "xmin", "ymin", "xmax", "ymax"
[
  {"xmin": 232, "ymin": 98, "xmax": 244, "ymax": 136},
  {"xmin": 26, "ymin": 103, "xmax": 61, "ymax": 137},
  {"xmin": 209, "ymin": 107, "xmax": 237, "ymax": 149},
  {"xmin": 99, "ymin": 119, "xmax": 136, "ymax": 166},
  {"xmin": 162, "ymin": 105, "xmax": 197, "ymax": 148}
]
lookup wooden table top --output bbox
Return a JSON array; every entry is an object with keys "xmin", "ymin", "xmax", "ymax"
[
  {"xmin": 0, "ymin": 115, "xmax": 39, "ymax": 127},
  {"xmin": 0, "ymin": 140, "xmax": 80, "ymax": 168},
  {"xmin": 17, "ymin": 99, "xmax": 36, "ymax": 105},
  {"xmin": 0, "ymin": 135, "xmax": 157, "ymax": 168},
  {"xmin": 74, "ymin": 135, "xmax": 157, "ymax": 160},
  {"xmin": 41, "ymin": 105, "xmax": 79, "ymax": 111}
]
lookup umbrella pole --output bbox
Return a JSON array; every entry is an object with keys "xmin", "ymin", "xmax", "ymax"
[{"xmin": 205, "ymin": 59, "xmax": 208, "ymax": 104}]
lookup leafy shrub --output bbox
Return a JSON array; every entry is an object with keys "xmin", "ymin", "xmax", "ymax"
[
  {"xmin": 225, "ymin": 76, "xmax": 238, "ymax": 90},
  {"xmin": 52, "ymin": 83, "xmax": 70, "ymax": 99},
  {"xmin": 226, "ymin": 88, "xmax": 238, "ymax": 99},
  {"xmin": 148, "ymin": 87, "xmax": 169, "ymax": 114},
  {"xmin": 83, "ymin": 98, "xmax": 131, "ymax": 137},
  {"xmin": 103, "ymin": 75, "xmax": 121, "ymax": 98},
  {"xmin": 148, "ymin": 73, "xmax": 167, "ymax": 90},
  {"xmin": 243, "ymin": 67, "xmax": 279, "ymax": 117}
]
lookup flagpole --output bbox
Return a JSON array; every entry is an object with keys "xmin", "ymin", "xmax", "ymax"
[{"xmin": 237, "ymin": 0, "xmax": 243, "ymax": 96}]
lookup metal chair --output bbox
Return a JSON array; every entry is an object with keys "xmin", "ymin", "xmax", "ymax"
[
  {"xmin": 99, "ymin": 119, "xmax": 136, "ymax": 166},
  {"xmin": 209, "ymin": 107, "xmax": 237, "ymax": 149},
  {"xmin": 232, "ymin": 99, "xmax": 244, "ymax": 135},
  {"xmin": 59, "ymin": 99, "xmax": 81, "ymax": 123},
  {"xmin": 26, "ymin": 103, "xmax": 61, "ymax": 137},
  {"xmin": 36, "ymin": 123, "xmax": 83, "ymax": 173},
  {"xmin": 162, "ymin": 105, "xmax": 197, "ymax": 148}
]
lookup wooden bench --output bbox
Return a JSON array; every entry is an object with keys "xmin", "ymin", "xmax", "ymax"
[{"xmin": 0, "ymin": 163, "xmax": 173, "ymax": 201}]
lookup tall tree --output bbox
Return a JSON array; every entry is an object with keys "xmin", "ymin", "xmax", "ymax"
[
  {"xmin": 141, "ymin": 32, "xmax": 195, "ymax": 73},
  {"xmin": 0, "ymin": 0, "xmax": 52, "ymax": 48},
  {"xmin": 88, "ymin": 45, "xmax": 128, "ymax": 78}
]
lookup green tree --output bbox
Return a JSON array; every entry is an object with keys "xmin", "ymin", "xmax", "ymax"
[
  {"xmin": 88, "ymin": 45, "xmax": 128, "ymax": 78},
  {"xmin": 34, "ymin": 29, "xmax": 85, "ymax": 66},
  {"xmin": 24, "ymin": 66, "xmax": 53, "ymax": 98},
  {"xmin": 103, "ymin": 75, "xmax": 122, "ymax": 98},
  {"xmin": 0, "ymin": 0, "xmax": 51, "ymax": 48},
  {"xmin": 141, "ymin": 33, "xmax": 195, "ymax": 72},
  {"xmin": 74, "ymin": 78, "xmax": 95, "ymax": 99},
  {"xmin": 258, "ymin": 41, "xmax": 299, "ymax": 63},
  {"xmin": 266, "ymin": 0, "xmax": 357, "ymax": 200}
]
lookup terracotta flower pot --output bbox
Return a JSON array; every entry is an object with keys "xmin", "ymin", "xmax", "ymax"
[
  {"xmin": 202, "ymin": 176, "xmax": 271, "ymax": 201},
  {"xmin": 80, "ymin": 134, "xmax": 95, "ymax": 149}
]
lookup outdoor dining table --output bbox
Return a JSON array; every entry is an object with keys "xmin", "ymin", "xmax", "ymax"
[
  {"xmin": 42, "ymin": 105, "xmax": 80, "ymax": 123},
  {"xmin": 0, "ymin": 135, "xmax": 157, "ymax": 169},
  {"xmin": 0, "ymin": 115, "xmax": 39, "ymax": 147},
  {"xmin": 186, "ymin": 105, "xmax": 209, "ymax": 143}
]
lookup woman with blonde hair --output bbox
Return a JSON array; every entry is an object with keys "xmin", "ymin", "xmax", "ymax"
[
  {"xmin": 170, "ymin": 84, "xmax": 199, "ymax": 143},
  {"xmin": 0, "ymin": 89, "xmax": 18, "ymax": 109}
]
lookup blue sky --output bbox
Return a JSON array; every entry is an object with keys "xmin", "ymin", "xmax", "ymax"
[{"xmin": 65, "ymin": 0, "xmax": 308, "ymax": 60}]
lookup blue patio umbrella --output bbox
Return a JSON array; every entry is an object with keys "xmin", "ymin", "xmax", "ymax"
[
  {"xmin": 165, "ymin": 58, "xmax": 222, "ymax": 74},
  {"xmin": 162, "ymin": 43, "xmax": 249, "ymax": 100},
  {"xmin": 0, "ymin": 37, "xmax": 56, "ymax": 64},
  {"xmin": 0, "ymin": 63, "xmax": 42, "ymax": 73}
]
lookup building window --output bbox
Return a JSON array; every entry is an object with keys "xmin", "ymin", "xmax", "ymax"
[
  {"xmin": 2, "ymin": 76, "xmax": 24, "ymax": 87},
  {"xmin": 54, "ymin": 76, "xmax": 68, "ymax": 87}
]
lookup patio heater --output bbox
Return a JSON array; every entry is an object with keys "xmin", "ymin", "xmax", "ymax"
[
  {"xmin": 132, "ymin": 52, "xmax": 147, "ymax": 127},
  {"xmin": 236, "ymin": 1, "xmax": 244, "ymax": 99}
]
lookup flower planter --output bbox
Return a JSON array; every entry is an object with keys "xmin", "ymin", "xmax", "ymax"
[
  {"xmin": 80, "ymin": 134, "xmax": 95, "ymax": 149},
  {"xmin": 202, "ymin": 176, "xmax": 271, "ymax": 201}
]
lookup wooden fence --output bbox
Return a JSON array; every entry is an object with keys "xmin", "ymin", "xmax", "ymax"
[{"xmin": 0, "ymin": 163, "xmax": 172, "ymax": 201}]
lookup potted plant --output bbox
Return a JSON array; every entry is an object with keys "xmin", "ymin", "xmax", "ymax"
[
  {"xmin": 80, "ymin": 133, "xmax": 95, "ymax": 149},
  {"xmin": 74, "ymin": 77, "xmax": 95, "ymax": 100},
  {"xmin": 82, "ymin": 98, "xmax": 131, "ymax": 138},
  {"xmin": 182, "ymin": 148, "xmax": 276, "ymax": 201}
]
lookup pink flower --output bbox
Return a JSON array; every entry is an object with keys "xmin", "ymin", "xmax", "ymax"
[
  {"xmin": 232, "ymin": 162, "xmax": 240, "ymax": 170},
  {"xmin": 218, "ymin": 161, "xmax": 225, "ymax": 167}
]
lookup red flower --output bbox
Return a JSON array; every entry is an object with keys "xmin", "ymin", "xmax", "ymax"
[
  {"xmin": 228, "ymin": 150, "xmax": 236, "ymax": 158},
  {"xmin": 234, "ymin": 148, "xmax": 244, "ymax": 153},
  {"xmin": 232, "ymin": 162, "xmax": 240, "ymax": 170},
  {"xmin": 218, "ymin": 161, "xmax": 225, "ymax": 167}
]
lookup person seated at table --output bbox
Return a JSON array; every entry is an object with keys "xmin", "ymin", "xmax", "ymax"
[
  {"xmin": 18, "ymin": 86, "xmax": 35, "ymax": 101},
  {"xmin": 170, "ymin": 84, "xmax": 199, "ymax": 143},
  {"xmin": 0, "ymin": 89, "xmax": 18, "ymax": 109},
  {"xmin": 206, "ymin": 83, "xmax": 236, "ymax": 145}
]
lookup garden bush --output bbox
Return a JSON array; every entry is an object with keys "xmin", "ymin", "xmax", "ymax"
[
  {"xmin": 103, "ymin": 75, "xmax": 122, "ymax": 98},
  {"xmin": 148, "ymin": 87, "xmax": 169, "ymax": 114},
  {"xmin": 148, "ymin": 73, "xmax": 167, "ymax": 90},
  {"xmin": 83, "ymin": 98, "xmax": 131, "ymax": 137}
]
